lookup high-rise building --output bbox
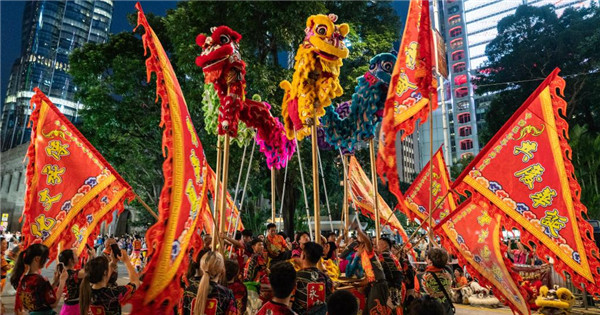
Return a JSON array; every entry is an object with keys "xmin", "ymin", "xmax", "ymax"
[
  {"xmin": 413, "ymin": 0, "xmax": 594, "ymax": 171},
  {"xmin": 0, "ymin": 0, "xmax": 113, "ymax": 151}
]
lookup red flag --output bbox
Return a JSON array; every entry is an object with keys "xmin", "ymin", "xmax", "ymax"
[
  {"xmin": 404, "ymin": 146, "xmax": 456, "ymax": 227},
  {"xmin": 453, "ymin": 68, "xmax": 600, "ymax": 294},
  {"xmin": 377, "ymin": 0, "xmax": 436, "ymax": 208},
  {"xmin": 348, "ymin": 157, "xmax": 409, "ymax": 243},
  {"xmin": 129, "ymin": 4, "xmax": 210, "ymax": 312},
  {"xmin": 23, "ymin": 89, "xmax": 133, "ymax": 261},
  {"xmin": 438, "ymin": 197, "xmax": 530, "ymax": 315}
]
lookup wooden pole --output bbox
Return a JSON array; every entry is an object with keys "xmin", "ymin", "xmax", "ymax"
[
  {"xmin": 369, "ymin": 139, "xmax": 381, "ymax": 245},
  {"xmin": 342, "ymin": 155, "xmax": 350, "ymax": 241},
  {"xmin": 135, "ymin": 194, "xmax": 159, "ymax": 220},
  {"xmin": 428, "ymin": 92, "xmax": 434, "ymax": 249},
  {"xmin": 212, "ymin": 136, "xmax": 222, "ymax": 250},
  {"xmin": 217, "ymin": 134, "xmax": 231, "ymax": 254},
  {"xmin": 311, "ymin": 111, "xmax": 321, "ymax": 245},
  {"xmin": 271, "ymin": 167, "xmax": 276, "ymax": 224}
]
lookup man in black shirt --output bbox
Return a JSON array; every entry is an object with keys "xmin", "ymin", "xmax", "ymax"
[{"xmin": 292, "ymin": 242, "xmax": 334, "ymax": 314}]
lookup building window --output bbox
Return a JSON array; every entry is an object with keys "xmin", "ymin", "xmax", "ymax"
[
  {"xmin": 459, "ymin": 126, "xmax": 472, "ymax": 137},
  {"xmin": 450, "ymin": 38, "xmax": 463, "ymax": 50},
  {"xmin": 458, "ymin": 112, "xmax": 471, "ymax": 124},
  {"xmin": 454, "ymin": 74, "xmax": 467, "ymax": 86},
  {"xmin": 453, "ymin": 62, "xmax": 466, "ymax": 73},
  {"xmin": 448, "ymin": 15, "xmax": 461, "ymax": 26},
  {"xmin": 461, "ymin": 152, "xmax": 474, "ymax": 159},
  {"xmin": 448, "ymin": 5, "xmax": 459, "ymax": 14},
  {"xmin": 449, "ymin": 26, "xmax": 462, "ymax": 38},
  {"xmin": 460, "ymin": 139, "xmax": 473, "ymax": 150},
  {"xmin": 452, "ymin": 50, "xmax": 464, "ymax": 61},
  {"xmin": 457, "ymin": 101, "xmax": 469, "ymax": 110},
  {"xmin": 455, "ymin": 87, "xmax": 468, "ymax": 98}
]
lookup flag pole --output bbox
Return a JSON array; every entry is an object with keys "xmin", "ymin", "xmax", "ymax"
[
  {"xmin": 311, "ymin": 110, "xmax": 321, "ymax": 245},
  {"xmin": 428, "ymin": 92, "xmax": 434, "ymax": 249},
  {"xmin": 340, "ymin": 152, "xmax": 350, "ymax": 241},
  {"xmin": 212, "ymin": 136, "xmax": 222, "ymax": 250},
  {"xmin": 271, "ymin": 167, "xmax": 276, "ymax": 224},
  {"xmin": 369, "ymin": 139, "xmax": 381, "ymax": 245},
  {"xmin": 217, "ymin": 134, "xmax": 231, "ymax": 254},
  {"xmin": 134, "ymin": 194, "xmax": 159, "ymax": 220}
]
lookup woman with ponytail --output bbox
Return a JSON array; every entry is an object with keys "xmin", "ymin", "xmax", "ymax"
[
  {"xmin": 79, "ymin": 249, "xmax": 139, "ymax": 315},
  {"xmin": 11, "ymin": 244, "xmax": 68, "ymax": 315},
  {"xmin": 58, "ymin": 248, "xmax": 89, "ymax": 314},
  {"xmin": 182, "ymin": 251, "xmax": 236, "ymax": 315}
]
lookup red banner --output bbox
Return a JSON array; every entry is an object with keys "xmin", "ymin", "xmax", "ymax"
[
  {"xmin": 23, "ymin": 89, "xmax": 133, "ymax": 261},
  {"xmin": 439, "ymin": 198, "xmax": 529, "ymax": 315},
  {"xmin": 454, "ymin": 69, "xmax": 600, "ymax": 294},
  {"xmin": 377, "ymin": 0, "xmax": 436, "ymax": 209},
  {"xmin": 129, "ymin": 4, "xmax": 210, "ymax": 312},
  {"xmin": 404, "ymin": 146, "xmax": 456, "ymax": 226},
  {"xmin": 348, "ymin": 157, "xmax": 409, "ymax": 243}
]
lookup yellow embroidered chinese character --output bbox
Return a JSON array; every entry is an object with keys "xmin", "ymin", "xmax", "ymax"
[
  {"xmin": 185, "ymin": 179, "xmax": 200, "ymax": 216},
  {"xmin": 432, "ymin": 172, "xmax": 440, "ymax": 180},
  {"xmin": 540, "ymin": 209, "xmax": 568, "ymax": 238},
  {"xmin": 477, "ymin": 211, "xmax": 492, "ymax": 226},
  {"xmin": 41, "ymin": 164, "xmax": 66, "ymax": 185},
  {"xmin": 530, "ymin": 186, "xmax": 557, "ymax": 208},
  {"xmin": 30, "ymin": 214, "xmax": 56, "ymax": 238},
  {"xmin": 38, "ymin": 188, "xmax": 62, "ymax": 211},
  {"xmin": 492, "ymin": 266, "xmax": 503, "ymax": 280},
  {"xmin": 189, "ymin": 150, "xmax": 202, "ymax": 184},
  {"xmin": 405, "ymin": 41, "xmax": 418, "ymax": 70},
  {"xmin": 513, "ymin": 140, "xmax": 538, "ymax": 163},
  {"xmin": 480, "ymin": 245, "xmax": 491, "ymax": 260},
  {"xmin": 514, "ymin": 163, "xmax": 545, "ymax": 190},
  {"xmin": 431, "ymin": 181, "xmax": 441, "ymax": 196},
  {"xmin": 45, "ymin": 140, "xmax": 70, "ymax": 161},
  {"xmin": 396, "ymin": 71, "xmax": 418, "ymax": 96},
  {"xmin": 478, "ymin": 229, "xmax": 489, "ymax": 244},
  {"xmin": 186, "ymin": 117, "xmax": 199, "ymax": 147}
]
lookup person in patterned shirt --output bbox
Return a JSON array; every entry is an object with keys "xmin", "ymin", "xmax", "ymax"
[
  {"xmin": 257, "ymin": 261, "xmax": 297, "ymax": 315},
  {"xmin": 190, "ymin": 251, "xmax": 237, "ymax": 315},
  {"xmin": 244, "ymin": 239, "xmax": 268, "ymax": 283},
  {"xmin": 79, "ymin": 249, "xmax": 140, "ymax": 315},
  {"xmin": 265, "ymin": 224, "xmax": 291, "ymax": 265},
  {"xmin": 418, "ymin": 248, "xmax": 454, "ymax": 315},
  {"xmin": 377, "ymin": 237, "xmax": 404, "ymax": 314},
  {"xmin": 58, "ymin": 248, "xmax": 89, "ymax": 315},
  {"xmin": 11, "ymin": 244, "xmax": 68, "ymax": 315},
  {"xmin": 225, "ymin": 259, "xmax": 247, "ymax": 315},
  {"xmin": 291, "ymin": 242, "xmax": 333, "ymax": 314}
]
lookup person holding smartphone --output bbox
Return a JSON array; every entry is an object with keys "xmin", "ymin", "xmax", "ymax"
[
  {"xmin": 58, "ymin": 248, "xmax": 93, "ymax": 315},
  {"xmin": 79, "ymin": 249, "xmax": 140, "ymax": 315}
]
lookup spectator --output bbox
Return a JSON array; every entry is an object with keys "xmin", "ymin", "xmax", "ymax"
[
  {"xmin": 265, "ymin": 223, "xmax": 291, "ymax": 264},
  {"xmin": 377, "ymin": 237, "xmax": 403, "ymax": 312},
  {"xmin": 257, "ymin": 262, "xmax": 297, "ymax": 315},
  {"xmin": 419, "ymin": 248, "xmax": 454, "ymax": 315},
  {"xmin": 225, "ymin": 259, "xmax": 247, "ymax": 315},
  {"xmin": 326, "ymin": 290, "xmax": 358, "ymax": 315}
]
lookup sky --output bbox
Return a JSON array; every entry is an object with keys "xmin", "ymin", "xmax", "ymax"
[{"xmin": 0, "ymin": 1, "xmax": 408, "ymax": 109}]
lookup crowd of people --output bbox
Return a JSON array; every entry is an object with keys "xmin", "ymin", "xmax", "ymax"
[{"xmin": 0, "ymin": 223, "xmax": 544, "ymax": 315}]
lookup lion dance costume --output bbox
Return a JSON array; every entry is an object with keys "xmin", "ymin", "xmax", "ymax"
[
  {"xmin": 280, "ymin": 14, "xmax": 350, "ymax": 140},
  {"xmin": 321, "ymin": 53, "xmax": 396, "ymax": 151},
  {"xmin": 195, "ymin": 26, "xmax": 295, "ymax": 169}
]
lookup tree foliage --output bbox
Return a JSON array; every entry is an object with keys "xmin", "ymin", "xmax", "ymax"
[
  {"xmin": 69, "ymin": 2, "xmax": 402, "ymax": 234},
  {"xmin": 474, "ymin": 4, "xmax": 600, "ymax": 218}
]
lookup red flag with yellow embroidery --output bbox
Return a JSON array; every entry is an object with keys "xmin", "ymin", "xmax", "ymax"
[
  {"xmin": 453, "ymin": 68, "xmax": 600, "ymax": 294},
  {"xmin": 439, "ymin": 198, "xmax": 530, "ymax": 315},
  {"xmin": 22, "ymin": 89, "xmax": 134, "ymax": 261},
  {"xmin": 129, "ymin": 4, "xmax": 210, "ymax": 312},
  {"xmin": 404, "ymin": 146, "xmax": 456, "ymax": 227},
  {"xmin": 377, "ymin": 0, "xmax": 436, "ymax": 208},
  {"xmin": 348, "ymin": 157, "xmax": 409, "ymax": 243}
]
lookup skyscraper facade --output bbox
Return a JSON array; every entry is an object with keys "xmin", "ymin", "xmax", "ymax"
[{"xmin": 1, "ymin": 0, "xmax": 113, "ymax": 151}]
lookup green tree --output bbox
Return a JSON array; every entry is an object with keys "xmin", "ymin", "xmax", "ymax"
[{"xmin": 450, "ymin": 154, "xmax": 475, "ymax": 181}]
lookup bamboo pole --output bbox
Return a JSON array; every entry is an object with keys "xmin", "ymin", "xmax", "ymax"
[
  {"xmin": 271, "ymin": 167, "xmax": 276, "ymax": 224},
  {"xmin": 211, "ymin": 136, "xmax": 222, "ymax": 250},
  {"xmin": 135, "ymin": 194, "xmax": 159, "ymax": 220},
  {"xmin": 217, "ymin": 134, "xmax": 231, "ymax": 253},
  {"xmin": 341, "ymin": 153, "xmax": 350, "ymax": 240},
  {"xmin": 369, "ymin": 139, "xmax": 381, "ymax": 245},
  {"xmin": 428, "ymin": 92, "xmax": 434, "ymax": 249},
  {"xmin": 311, "ymin": 111, "xmax": 321, "ymax": 245}
]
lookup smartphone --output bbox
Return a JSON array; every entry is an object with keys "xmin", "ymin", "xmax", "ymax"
[
  {"xmin": 57, "ymin": 262, "xmax": 64, "ymax": 273},
  {"xmin": 85, "ymin": 243, "xmax": 93, "ymax": 252},
  {"xmin": 110, "ymin": 243, "xmax": 122, "ymax": 259}
]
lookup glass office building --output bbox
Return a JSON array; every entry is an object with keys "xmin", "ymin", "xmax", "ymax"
[{"xmin": 1, "ymin": 0, "xmax": 113, "ymax": 151}]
